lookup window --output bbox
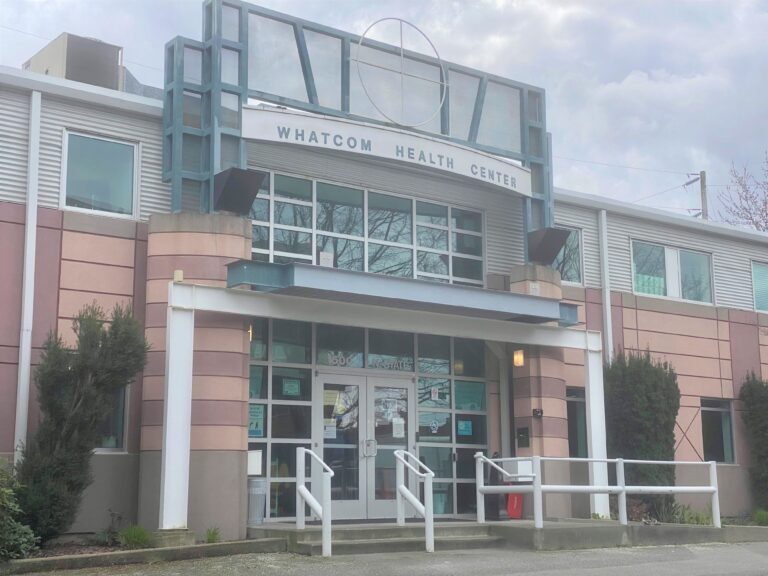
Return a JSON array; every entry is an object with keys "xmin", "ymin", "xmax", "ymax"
[
  {"xmin": 632, "ymin": 240, "xmax": 712, "ymax": 303},
  {"xmin": 701, "ymin": 399, "xmax": 734, "ymax": 463},
  {"xmin": 64, "ymin": 133, "xmax": 136, "ymax": 217},
  {"xmin": 249, "ymin": 170, "xmax": 485, "ymax": 285},
  {"xmin": 552, "ymin": 228, "xmax": 582, "ymax": 284},
  {"xmin": 752, "ymin": 261, "xmax": 768, "ymax": 312},
  {"xmin": 566, "ymin": 387, "xmax": 587, "ymax": 458},
  {"xmin": 99, "ymin": 389, "xmax": 126, "ymax": 449}
]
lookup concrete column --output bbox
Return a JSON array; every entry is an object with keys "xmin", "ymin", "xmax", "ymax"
[{"xmin": 585, "ymin": 332, "xmax": 610, "ymax": 517}]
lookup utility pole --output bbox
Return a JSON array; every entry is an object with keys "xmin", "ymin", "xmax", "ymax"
[{"xmin": 700, "ymin": 170, "xmax": 708, "ymax": 220}]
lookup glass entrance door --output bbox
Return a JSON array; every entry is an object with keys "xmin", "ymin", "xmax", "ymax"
[{"xmin": 314, "ymin": 373, "xmax": 415, "ymax": 519}]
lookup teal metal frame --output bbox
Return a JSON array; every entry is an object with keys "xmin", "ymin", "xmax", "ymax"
[{"xmin": 163, "ymin": 0, "xmax": 553, "ymax": 253}]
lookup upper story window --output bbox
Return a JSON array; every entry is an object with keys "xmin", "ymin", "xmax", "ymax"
[
  {"xmin": 250, "ymin": 170, "xmax": 484, "ymax": 286},
  {"xmin": 64, "ymin": 133, "xmax": 137, "ymax": 217},
  {"xmin": 632, "ymin": 240, "xmax": 712, "ymax": 303},
  {"xmin": 552, "ymin": 227, "xmax": 582, "ymax": 284},
  {"xmin": 752, "ymin": 261, "xmax": 768, "ymax": 312}
]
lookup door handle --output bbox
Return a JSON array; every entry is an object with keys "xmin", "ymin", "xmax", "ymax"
[{"xmin": 363, "ymin": 439, "xmax": 378, "ymax": 457}]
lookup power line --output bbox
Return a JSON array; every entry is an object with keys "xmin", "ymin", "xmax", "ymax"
[
  {"xmin": 553, "ymin": 154, "xmax": 690, "ymax": 176},
  {"xmin": 633, "ymin": 183, "xmax": 687, "ymax": 203}
]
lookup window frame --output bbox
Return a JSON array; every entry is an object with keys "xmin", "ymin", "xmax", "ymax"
[
  {"xmin": 93, "ymin": 386, "xmax": 130, "ymax": 453},
  {"xmin": 630, "ymin": 238, "xmax": 714, "ymax": 305},
  {"xmin": 60, "ymin": 129, "xmax": 140, "ymax": 220},
  {"xmin": 751, "ymin": 260, "xmax": 768, "ymax": 312},
  {"xmin": 552, "ymin": 226, "xmax": 584, "ymax": 286},
  {"xmin": 700, "ymin": 398, "xmax": 735, "ymax": 464},
  {"xmin": 249, "ymin": 166, "xmax": 486, "ymax": 286}
]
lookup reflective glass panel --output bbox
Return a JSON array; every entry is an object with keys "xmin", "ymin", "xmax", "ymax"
[
  {"xmin": 374, "ymin": 387, "xmax": 408, "ymax": 445},
  {"xmin": 66, "ymin": 135, "xmax": 135, "ymax": 215},
  {"xmin": 552, "ymin": 228, "xmax": 582, "ymax": 283},
  {"xmin": 452, "ymin": 232, "xmax": 483, "ymax": 256},
  {"xmin": 304, "ymin": 30, "xmax": 342, "ymax": 109},
  {"xmin": 249, "ymin": 318, "xmax": 268, "ymax": 360},
  {"xmin": 221, "ymin": 4, "xmax": 240, "ymax": 42},
  {"xmin": 476, "ymin": 81, "xmax": 522, "ymax": 153},
  {"xmin": 248, "ymin": 15, "xmax": 307, "ymax": 101},
  {"xmin": 272, "ymin": 367, "xmax": 311, "ymax": 401},
  {"xmin": 249, "ymin": 365, "xmax": 267, "ymax": 400},
  {"xmin": 455, "ymin": 381, "xmax": 486, "ymax": 411},
  {"xmin": 680, "ymin": 249, "xmax": 712, "ymax": 303},
  {"xmin": 275, "ymin": 202, "xmax": 312, "ymax": 227},
  {"xmin": 633, "ymin": 241, "xmax": 666, "ymax": 296},
  {"xmin": 456, "ymin": 448, "xmax": 481, "ymax": 478},
  {"xmin": 221, "ymin": 48, "xmax": 239, "ymax": 85},
  {"xmin": 417, "ymin": 251, "xmax": 448, "ymax": 275},
  {"xmin": 252, "ymin": 225, "xmax": 269, "ymax": 250},
  {"xmin": 416, "ymin": 201, "xmax": 448, "ymax": 226},
  {"xmin": 753, "ymin": 261, "xmax": 768, "ymax": 312},
  {"xmin": 417, "ymin": 227, "xmax": 448, "ymax": 250},
  {"xmin": 456, "ymin": 482, "xmax": 477, "ymax": 513},
  {"xmin": 419, "ymin": 412, "xmax": 452, "ymax": 443},
  {"xmin": 249, "ymin": 171, "xmax": 270, "ymax": 221},
  {"xmin": 183, "ymin": 47, "xmax": 202, "ymax": 84},
  {"xmin": 368, "ymin": 330, "xmax": 414, "ymax": 371},
  {"xmin": 418, "ymin": 334, "xmax": 451, "ymax": 375},
  {"xmin": 274, "ymin": 228, "xmax": 311, "ymax": 255},
  {"xmin": 221, "ymin": 91, "xmax": 240, "ymax": 129},
  {"xmin": 325, "ymin": 447, "xmax": 359, "ymax": 500},
  {"xmin": 452, "ymin": 208, "xmax": 482, "ymax": 232},
  {"xmin": 368, "ymin": 244, "xmax": 413, "ymax": 277},
  {"xmin": 316, "ymin": 182, "xmax": 363, "ymax": 236},
  {"xmin": 455, "ymin": 414, "xmax": 486, "ymax": 444},
  {"xmin": 182, "ymin": 91, "xmax": 202, "ymax": 128},
  {"xmin": 323, "ymin": 384, "xmax": 360, "ymax": 445},
  {"xmin": 368, "ymin": 192, "xmax": 412, "ymax": 244},
  {"xmin": 317, "ymin": 324, "xmax": 364, "ymax": 368},
  {"xmin": 454, "ymin": 339, "xmax": 485, "ymax": 377},
  {"xmin": 418, "ymin": 377, "xmax": 450, "ymax": 408},
  {"xmin": 221, "ymin": 134, "xmax": 239, "ymax": 171},
  {"xmin": 452, "ymin": 257, "xmax": 483, "ymax": 281},
  {"xmin": 182, "ymin": 134, "xmax": 203, "ymax": 172},
  {"xmin": 418, "ymin": 447, "xmax": 453, "ymax": 478},
  {"xmin": 271, "ymin": 443, "xmax": 310, "ymax": 477},
  {"xmin": 449, "ymin": 71, "xmax": 480, "ymax": 140},
  {"xmin": 275, "ymin": 174, "xmax": 312, "ymax": 201},
  {"xmin": 271, "ymin": 405, "xmax": 311, "ymax": 438},
  {"xmin": 272, "ymin": 320, "xmax": 311, "ymax": 364},
  {"xmin": 432, "ymin": 482, "xmax": 454, "ymax": 515},
  {"xmin": 316, "ymin": 236, "xmax": 364, "ymax": 271},
  {"xmin": 270, "ymin": 482, "xmax": 305, "ymax": 517}
]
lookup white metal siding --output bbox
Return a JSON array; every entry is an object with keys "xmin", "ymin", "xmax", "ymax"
[
  {"xmin": 247, "ymin": 142, "xmax": 526, "ymax": 274},
  {"xmin": 0, "ymin": 88, "xmax": 30, "ymax": 204},
  {"xmin": 38, "ymin": 95, "xmax": 169, "ymax": 219},
  {"xmin": 606, "ymin": 212, "xmax": 766, "ymax": 310},
  {"xmin": 554, "ymin": 201, "xmax": 601, "ymax": 288}
]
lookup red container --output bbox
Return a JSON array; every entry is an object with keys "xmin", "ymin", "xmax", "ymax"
[{"xmin": 506, "ymin": 493, "xmax": 523, "ymax": 519}]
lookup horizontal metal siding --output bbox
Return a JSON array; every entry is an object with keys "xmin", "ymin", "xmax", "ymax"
[
  {"xmin": 38, "ymin": 95, "xmax": 169, "ymax": 219},
  {"xmin": 247, "ymin": 142, "xmax": 526, "ymax": 273},
  {"xmin": 0, "ymin": 88, "xmax": 29, "ymax": 204},
  {"xmin": 607, "ymin": 212, "xmax": 763, "ymax": 310},
  {"xmin": 554, "ymin": 201, "xmax": 601, "ymax": 288}
]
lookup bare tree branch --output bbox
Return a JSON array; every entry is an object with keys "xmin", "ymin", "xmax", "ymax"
[{"xmin": 718, "ymin": 151, "xmax": 768, "ymax": 232}]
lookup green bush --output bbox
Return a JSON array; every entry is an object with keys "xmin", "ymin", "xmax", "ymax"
[
  {"xmin": 739, "ymin": 374, "xmax": 768, "ymax": 510},
  {"xmin": 15, "ymin": 305, "xmax": 148, "ymax": 543},
  {"xmin": 605, "ymin": 351, "xmax": 680, "ymax": 521},
  {"xmin": 118, "ymin": 525, "xmax": 153, "ymax": 550},
  {"xmin": 0, "ymin": 467, "xmax": 37, "ymax": 561},
  {"xmin": 205, "ymin": 527, "xmax": 221, "ymax": 544},
  {"xmin": 754, "ymin": 509, "xmax": 768, "ymax": 526}
]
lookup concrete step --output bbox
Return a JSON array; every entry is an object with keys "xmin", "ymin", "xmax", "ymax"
[
  {"xmin": 296, "ymin": 535, "xmax": 505, "ymax": 556},
  {"xmin": 249, "ymin": 523, "xmax": 492, "ymax": 543}
]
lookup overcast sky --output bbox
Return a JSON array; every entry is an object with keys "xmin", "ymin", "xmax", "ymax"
[{"xmin": 2, "ymin": 0, "xmax": 767, "ymax": 219}]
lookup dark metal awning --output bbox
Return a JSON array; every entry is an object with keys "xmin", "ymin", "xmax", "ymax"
[{"xmin": 227, "ymin": 261, "xmax": 576, "ymax": 325}]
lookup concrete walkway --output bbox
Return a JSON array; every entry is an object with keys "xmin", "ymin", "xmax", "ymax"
[{"xmin": 26, "ymin": 542, "xmax": 768, "ymax": 576}]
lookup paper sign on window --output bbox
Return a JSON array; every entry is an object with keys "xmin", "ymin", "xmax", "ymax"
[
  {"xmin": 282, "ymin": 378, "xmax": 301, "ymax": 397},
  {"xmin": 392, "ymin": 417, "xmax": 405, "ymax": 438},
  {"xmin": 457, "ymin": 419, "xmax": 473, "ymax": 436}
]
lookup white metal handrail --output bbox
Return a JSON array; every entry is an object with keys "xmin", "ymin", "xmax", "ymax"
[
  {"xmin": 296, "ymin": 447, "xmax": 335, "ymax": 557},
  {"xmin": 475, "ymin": 453, "xmax": 721, "ymax": 529},
  {"xmin": 394, "ymin": 450, "xmax": 435, "ymax": 552}
]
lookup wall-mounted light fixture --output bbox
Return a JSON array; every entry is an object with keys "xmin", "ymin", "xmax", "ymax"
[{"xmin": 513, "ymin": 349, "xmax": 525, "ymax": 367}]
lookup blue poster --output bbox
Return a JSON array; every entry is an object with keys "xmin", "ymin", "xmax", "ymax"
[
  {"xmin": 457, "ymin": 419, "xmax": 473, "ymax": 437},
  {"xmin": 249, "ymin": 404, "xmax": 265, "ymax": 438}
]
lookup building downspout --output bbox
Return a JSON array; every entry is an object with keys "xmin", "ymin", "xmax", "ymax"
[
  {"xmin": 598, "ymin": 209, "xmax": 614, "ymax": 362},
  {"xmin": 14, "ymin": 90, "xmax": 41, "ymax": 465}
]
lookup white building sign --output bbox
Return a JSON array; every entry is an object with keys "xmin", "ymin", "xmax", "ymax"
[{"xmin": 242, "ymin": 107, "xmax": 532, "ymax": 197}]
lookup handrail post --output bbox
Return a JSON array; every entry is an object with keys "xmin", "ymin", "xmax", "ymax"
[
  {"xmin": 616, "ymin": 458, "xmax": 627, "ymax": 526},
  {"xmin": 322, "ymin": 471, "xmax": 332, "ymax": 557},
  {"xmin": 296, "ymin": 447, "xmax": 305, "ymax": 530},
  {"xmin": 396, "ymin": 452, "xmax": 405, "ymax": 526},
  {"xmin": 532, "ymin": 456, "xmax": 543, "ymax": 529},
  {"xmin": 709, "ymin": 461, "xmax": 721, "ymax": 528},
  {"xmin": 424, "ymin": 473, "xmax": 434, "ymax": 553},
  {"xmin": 475, "ymin": 452, "xmax": 485, "ymax": 524}
]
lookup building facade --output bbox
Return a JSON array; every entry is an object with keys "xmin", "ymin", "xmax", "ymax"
[{"xmin": 1, "ymin": 0, "xmax": 765, "ymax": 541}]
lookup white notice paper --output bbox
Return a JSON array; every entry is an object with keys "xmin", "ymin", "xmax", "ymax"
[
  {"xmin": 392, "ymin": 417, "xmax": 405, "ymax": 439},
  {"xmin": 324, "ymin": 419, "xmax": 337, "ymax": 439}
]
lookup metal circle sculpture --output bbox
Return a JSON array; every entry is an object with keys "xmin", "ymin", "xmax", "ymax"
[{"xmin": 355, "ymin": 17, "xmax": 447, "ymax": 128}]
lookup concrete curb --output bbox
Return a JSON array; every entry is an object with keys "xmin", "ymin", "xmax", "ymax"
[{"xmin": 0, "ymin": 538, "xmax": 286, "ymax": 575}]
